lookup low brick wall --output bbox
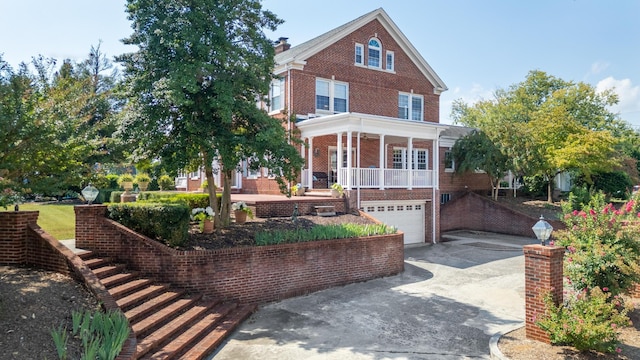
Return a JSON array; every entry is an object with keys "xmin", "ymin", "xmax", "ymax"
[
  {"xmin": 253, "ymin": 197, "xmax": 347, "ymax": 218},
  {"xmin": 75, "ymin": 205, "xmax": 404, "ymax": 304},
  {"xmin": 440, "ymin": 192, "xmax": 565, "ymax": 238},
  {"xmin": 0, "ymin": 210, "xmax": 136, "ymax": 360}
]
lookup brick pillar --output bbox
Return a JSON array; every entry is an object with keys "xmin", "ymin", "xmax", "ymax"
[
  {"xmin": 524, "ymin": 244, "xmax": 564, "ymax": 343},
  {"xmin": 74, "ymin": 205, "xmax": 107, "ymax": 249},
  {"xmin": 0, "ymin": 211, "xmax": 38, "ymax": 264}
]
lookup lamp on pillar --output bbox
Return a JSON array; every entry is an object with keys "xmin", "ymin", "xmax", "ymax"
[
  {"xmin": 532, "ymin": 215, "xmax": 553, "ymax": 246},
  {"xmin": 81, "ymin": 183, "xmax": 99, "ymax": 205}
]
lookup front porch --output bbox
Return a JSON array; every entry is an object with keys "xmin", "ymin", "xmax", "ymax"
[{"xmin": 295, "ymin": 112, "xmax": 449, "ymax": 191}]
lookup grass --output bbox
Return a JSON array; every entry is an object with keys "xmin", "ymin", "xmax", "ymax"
[{"xmin": 2, "ymin": 203, "xmax": 76, "ymax": 240}]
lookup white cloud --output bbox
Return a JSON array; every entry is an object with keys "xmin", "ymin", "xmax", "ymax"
[
  {"xmin": 596, "ymin": 77, "xmax": 640, "ymax": 128},
  {"xmin": 439, "ymin": 83, "xmax": 493, "ymax": 125},
  {"xmin": 590, "ymin": 61, "xmax": 610, "ymax": 75}
]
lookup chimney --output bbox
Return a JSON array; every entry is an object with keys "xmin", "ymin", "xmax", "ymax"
[{"xmin": 274, "ymin": 37, "xmax": 291, "ymax": 54}]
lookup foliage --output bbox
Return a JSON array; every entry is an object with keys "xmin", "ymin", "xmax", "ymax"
[
  {"xmin": 134, "ymin": 173, "xmax": 150, "ymax": 183},
  {"xmin": 330, "ymin": 183, "xmax": 344, "ymax": 196},
  {"xmin": 52, "ymin": 309, "xmax": 129, "ymax": 360},
  {"xmin": 536, "ymin": 287, "xmax": 631, "ymax": 353},
  {"xmin": 109, "ymin": 191, "xmax": 123, "ymax": 203},
  {"xmin": 137, "ymin": 192, "xmax": 213, "ymax": 210},
  {"xmin": 452, "ymin": 70, "xmax": 627, "ymax": 202},
  {"xmin": 575, "ymin": 171, "xmax": 633, "ymax": 200},
  {"xmin": 231, "ymin": 201, "xmax": 254, "ymax": 218},
  {"xmin": 117, "ymin": 173, "xmax": 134, "ymax": 185},
  {"xmin": 191, "ymin": 206, "xmax": 215, "ymax": 232},
  {"xmin": 0, "ymin": 182, "xmax": 22, "ymax": 210},
  {"xmin": 255, "ymin": 223, "xmax": 397, "ymax": 246},
  {"xmin": 451, "ymin": 130, "xmax": 509, "ymax": 200},
  {"xmin": 118, "ymin": 0, "xmax": 304, "ymax": 229},
  {"xmin": 107, "ymin": 202, "xmax": 189, "ymax": 247},
  {"xmin": 0, "ymin": 46, "xmax": 123, "ymax": 197},
  {"xmin": 157, "ymin": 175, "xmax": 175, "ymax": 191},
  {"xmin": 566, "ymin": 185, "xmax": 593, "ymax": 211},
  {"xmin": 556, "ymin": 193, "xmax": 640, "ymax": 296}
]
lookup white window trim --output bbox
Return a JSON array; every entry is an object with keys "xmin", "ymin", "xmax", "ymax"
[
  {"xmin": 367, "ymin": 38, "xmax": 382, "ymax": 69},
  {"xmin": 444, "ymin": 149, "xmax": 455, "ymax": 172},
  {"xmin": 386, "ymin": 50, "xmax": 394, "ymax": 72},
  {"xmin": 398, "ymin": 92, "xmax": 424, "ymax": 121},
  {"xmin": 355, "ymin": 43, "xmax": 364, "ymax": 66},
  {"xmin": 268, "ymin": 78, "xmax": 284, "ymax": 115},
  {"xmin": 315, "ymin": 78, "xmax": 349, "ymax": 114},
  {"xmin": 392, "ymin": 147, "xmax": 429, "ymax": 169}
]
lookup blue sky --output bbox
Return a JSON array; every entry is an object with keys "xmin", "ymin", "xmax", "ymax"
[{"xmin": 2, "ymin": 0, "xmax": 638, "ymax": 127}]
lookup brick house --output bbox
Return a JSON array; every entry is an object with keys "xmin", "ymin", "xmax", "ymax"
[{"xmin": 176, "ymin": 8, "xmax": 491, "ymax": 243}]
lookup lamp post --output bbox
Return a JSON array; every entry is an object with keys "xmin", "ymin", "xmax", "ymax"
[
  {"xmin": 81, "ymin": 183, "xmax": 99, "ymax": 205},
  {"xmin": 532, "ymin": 215, "xmax": 553, "ymax": 246}
]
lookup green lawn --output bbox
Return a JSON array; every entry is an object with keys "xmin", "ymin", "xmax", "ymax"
[{"xmin": 3, "ymin": 203, "xmax": 76, "ymax": 240}]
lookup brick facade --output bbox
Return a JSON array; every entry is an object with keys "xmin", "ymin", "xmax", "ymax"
[
  {"xmin": 75, "ymin": 205, "xmax": 405, "ymax": 304},
  {"xmin": 524, "ymin": 245, "xmax": 565, "ymax": 343}
]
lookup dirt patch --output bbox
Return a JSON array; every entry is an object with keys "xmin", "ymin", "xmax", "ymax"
[{"xmin": 0, "ymin": 266, "xmax": 100, "ymax": 360}]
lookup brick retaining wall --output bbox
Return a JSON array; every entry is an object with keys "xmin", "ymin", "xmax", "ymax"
[
  {"xmin": 75, "ymin": 205, "xmax": 404, "ymax": 304},
  {"xmin": 440, "ymin": 192, "xmax": 565, "ymax": 238}
]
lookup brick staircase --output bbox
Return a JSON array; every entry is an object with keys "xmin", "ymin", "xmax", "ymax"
[{"xmin": 79, "ymin": 251, "xmax": 255, "ymax": 360}]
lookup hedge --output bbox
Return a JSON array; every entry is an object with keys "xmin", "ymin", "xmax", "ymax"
[{"xmin": 107, "ymin": 203, "xmax": 190, "ymax": 247}]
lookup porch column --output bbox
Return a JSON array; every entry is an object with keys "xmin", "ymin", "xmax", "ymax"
[
  {"xmin": 307, "ymin": 137, "xmax": 314, "ymax": 189},
  {"xmin": 433, "ymin": 137, "xmax": 439, "ymax": 188},
  {"xmin": 346, "ymin": 130, "xmax": 353, "ymax": 190},
  {"xmin": 379, "ymin": 135, "xmax": 385, "ymax": 190},
  {"xmin": 407, "ymin": 137, "xmax": 413, "ymax": 190},
  {"xmin": 336, "ymin": 132, "xmax": 343, "ymax": 185}
]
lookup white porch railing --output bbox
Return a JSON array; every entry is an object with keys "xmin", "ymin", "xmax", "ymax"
[{"xmin": 301, "ymin": 168, "xmax": 433, "ymax": 189}]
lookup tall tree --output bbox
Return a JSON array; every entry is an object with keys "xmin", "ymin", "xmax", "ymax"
[
  {"xmin": 118, "ymin": 0, "xmax": 303, "ymax": 228},
  {"xmin": 451, "ymin": 130, "xmax": 510, "ymax": 200},
  {"xmin": 452, "ymin": 70, "xmax": 623, "ymax": 202}
]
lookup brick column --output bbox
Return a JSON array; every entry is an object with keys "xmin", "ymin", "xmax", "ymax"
[
  {"xmin": 524, "ymin": 244, "xmax": 564, "ymax": 343},
  {"xmin": 0, "ymin": 211, "xmax": 38, "ymax": 264},
  {"xmin": 74, "ymin": 205, "xmax": 107, "ymax": 249}
]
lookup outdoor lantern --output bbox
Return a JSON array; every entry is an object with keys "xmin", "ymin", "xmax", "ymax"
[
  {"xmin": 532, "ymin": 215, "xmax": 553, "ymax": 246},
  {"xmin": 81, "ymin": 183, "xmax": 99, "ymax": 205}
]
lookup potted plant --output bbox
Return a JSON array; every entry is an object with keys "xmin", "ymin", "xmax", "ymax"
[
  {"xmin": 118, "ymin": 174, "xmax": 135, "ymax": 192},
  {"xmin": 158, "ymin": 174, "xmax": 174, "ymax": 191},
  {"xmin": 134, "ymin": 173, "xmax": 151, "ymax": 191},
  {"xmin": 191, "ymin": 206, "xmax": 215, "ymax": 233},
  {"xmin": 331, "ymin": 183, "xmax": 344, "ymax": 198},
  {"xmin": 291, "ymin": 183, "xmax": 305, "ymax": 196},
  {"xmin": 231, "ymin": 201, "xmax": 254, "ymax": 224}
]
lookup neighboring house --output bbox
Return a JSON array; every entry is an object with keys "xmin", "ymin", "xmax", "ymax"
[{"xmin": 176, "ymin": 8, "xmax": 490, "ymax": 244}]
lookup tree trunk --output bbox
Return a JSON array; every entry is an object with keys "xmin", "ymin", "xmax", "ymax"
[
  {"xmin": 202, "ymin": 152, "xmax": 221, "ymax": 229},
  {"xmin": 221, "ymin": 169, "xmax": 232, "ymax": 227},
  {"xmin": 547, "ymin": 177, "xmax": 553, "ymax": 203}
]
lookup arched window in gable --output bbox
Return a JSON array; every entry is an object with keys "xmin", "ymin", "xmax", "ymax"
[{"xmin": 368, "ymin": 38, "xmax": 381, "ymax": 68}]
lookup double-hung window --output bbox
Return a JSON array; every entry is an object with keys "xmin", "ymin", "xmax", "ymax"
[
  {"xmin": 316, "ymin": 78, "xmax": 348, "ymax": 113},
  {"xmin": 368, "ymin": 38, "xmax": 381, "ymax": 68},
  {"xmin": 268, "ymin": 78, "xmax": 284, "ymax": 113},
  {"xmin": 355, "ymin": 43, "xmax": 364, "ymax": 65},
  {"xmin": 398, "ymin": 93, "xmax": 424, "ymax": 121},
  {"xmin": 392, "ymin": 148, "xmax": 428, "ymax": 169},
  {"xmin": 444, "ymin": 150, "xmax": 455, "ymax": 172},
  {"xmin": 386, "ymin": 51, "xmax": 394, "ymax": 71}
]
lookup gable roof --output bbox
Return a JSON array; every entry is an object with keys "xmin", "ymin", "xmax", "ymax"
[{"xmin": 274, "ymin": 8, "xmax": 448, "ymax": 94}]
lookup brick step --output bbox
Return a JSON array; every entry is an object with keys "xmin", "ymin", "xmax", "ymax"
[
  {"xmin": 142, "ymin": 303, "xmax": 237, "ymax": 360},
  {"xmin": 76, "ymin": 249, "xmax": 94, "ymax": 260},
  {"xmin": 131, "ymin": 296, "xmax": 203, "ymax": 336},
  {"xmin": 108, "ymin": 279, "xmax": 154, "ymax": 300},
  {"xmin": 83, "ymin": 257, "xmax": 112, "ymax": 269},
  {"xmin": 134, "ymin": 301, "xmax": 218, "ymax": 359},
  {"xmin": 101, "ymin": 272, "xmax": 140, "ymax": 288},
  {"xmin": 125, "ymin": 291, "xmax": 186, "ymax": 325},
  {"xmin": 92, "ymin": 264, "xmax": 127, "ymax": 279},
  {"xmin": 116, "ymin": 284, "xmax": 168, "ymax": 310},
  {"xmin": 177, "ymin": 304, "xmax": 257, "ymax": 360}
]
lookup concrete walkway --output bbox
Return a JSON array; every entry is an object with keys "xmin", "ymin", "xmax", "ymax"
[{"xmin": 209, "ymin": 231, "xmax": 536, "ymax": 359}]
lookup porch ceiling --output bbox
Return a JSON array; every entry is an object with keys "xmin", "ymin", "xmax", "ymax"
[{"xmin": 296, "ymin": 112, "xmax": 450, "ymax": 140}]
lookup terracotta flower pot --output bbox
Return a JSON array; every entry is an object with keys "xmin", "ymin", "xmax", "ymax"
[
  {"xmin": 235, "ymin": 210, "xmax": 247, "ymax": 224},
  {"xmin": 202, "ymin": 219, "xmax": 214, "ymax": 233}
]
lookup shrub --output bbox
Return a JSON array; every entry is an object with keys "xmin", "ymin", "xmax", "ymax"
[
  {"xmin": 255, "ymin": 223, "xmax": 396, "ymax": 246},
  {"xmin": 134, "ymin": 173, "xmax": 151, "ymax": 184},
  {"xmin": 117, "ymin": 173, "xmax": 134, "ymax": 185},
  {"xmin": 158, "ymin": 175, "xmax": 175, "ymax": 191},
  {"xmin": 566, "ymin": 185, "xmax": 592, "ymax": 211},
  {"xmin": 557, "ymin": 194, "xmax": 640, "ymax": 296},
  {"xmin": 107, "ymin": 202, "xmax": 190, "ymax": 247},
  {"xmin": 109, "ymin": 191, "xmax": 123, "ymax": 203},
  {"xmin": 138, "ymin": 192, "xmax": 215, "ymax": 210},
  {"xmin": 105, "ymin": 174, "xmax": 120, "ymax": 189},
  {"xmin": 536, "ymin": 287, "xmax": 631, "ymax": 353},
  {"xmin": 521, "ymin": 174, "xmax": 548, "ymax": 198}
]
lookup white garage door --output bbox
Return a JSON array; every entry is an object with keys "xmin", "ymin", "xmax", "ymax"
[{"xmin": 362, "ymin": 200, "xmax": 425, "ymax": 245}]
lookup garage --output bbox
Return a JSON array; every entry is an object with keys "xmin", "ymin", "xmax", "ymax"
[{"xmin": 361, "ymin": 200, "xmax": 426, "ymax": 245}]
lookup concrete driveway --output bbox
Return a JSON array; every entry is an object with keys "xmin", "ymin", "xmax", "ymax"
[{"xmin": 211, "ymin": 231, "xmax": 537, "ymax": 360}]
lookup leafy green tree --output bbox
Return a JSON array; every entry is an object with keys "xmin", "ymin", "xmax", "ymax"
[
  {"xmin": 451, "ymin": 130, "xmax": 510, "ymax": 200},
  {"xmin": 119, "ymin": 0, "xmax": 303, "ymax": 228},
  {"xmin": 452, "ymin": 70, "xmax": 623, "ymax": 202}
]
